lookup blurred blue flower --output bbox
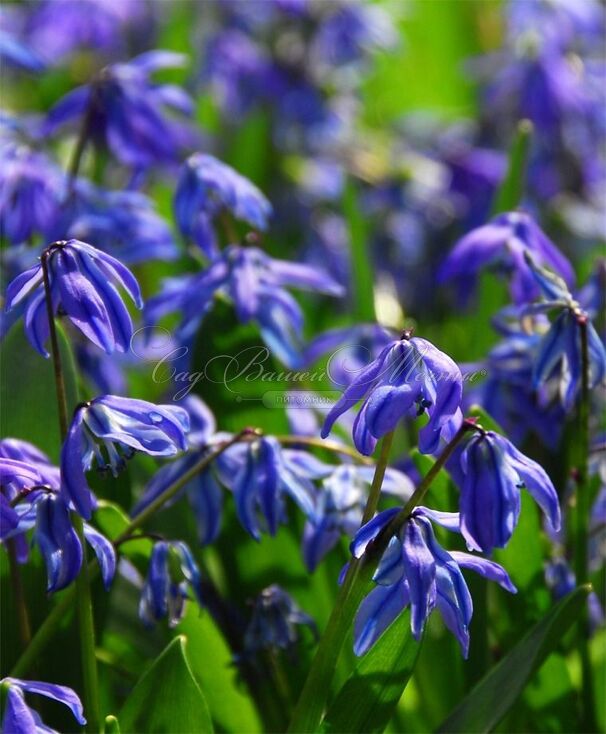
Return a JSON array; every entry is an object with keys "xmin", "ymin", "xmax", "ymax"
[
  {"xmin": 439, "ymin": 211, "xmax": 575, "ymax": 304},
  {"xmin": 449, "ymin": 428, "xmax": 561, "ymax": 553},
  {"xmin": 1, "ymin": 677, "xmax": 86, "ymax": 733},
  {"xmin": 174, "ymin": 153, "xmax": 272, "ymax": 257},
  {"xmin": 524, "ymin": 256, "xmax": 606, "ymax": 409},
  {"xmin": 5, "ymin": 239, "xmax": 143, "ymax": 357},
  {"xmin": 61, "ymin": 395, "xmax": 189, "ymax": 519},
  {"xmin": 0, "ymin": 30, "xmax": 46, "ymax": 73},
  {"xmin": 241, "ymin": 584, "xmax": 317, "ymax": 659},
  {"xmin": 45, "ymin": 51, "xmax": 194, "ymax": 168},
  {"xmin": 351, "ymin": 507, "xmax": 516, "ymax": 656},
  {"xmin": 139, "ymin": 540, "xmax": 203, "ymax": 627},
  {"xmin": 0, "ymin": 143, "xmax": 66, "ymax": 245},
  {"xmin": 146, "ymin": 244, "xmax": 343, "ymax": 368},
  {"xmin": 321, "ymin": 332, "xmax": 463, "ymax": 455}
]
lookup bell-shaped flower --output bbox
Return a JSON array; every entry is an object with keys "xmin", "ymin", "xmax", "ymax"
[
  {"xmin": 321, "ymin": 332, "xmax": 462, "ymax": 455},
  {"xmin": 523, "ymin": 256, "xmax": 606, "ymax": 409},
  {"xmin": 174, "ymin": 153, "xmax": 272, "ymax": 257},
  {"xmin": 1, "ymin": 677, "xmax": 86, "ymax": 733},
  {"xmin": 351, "ymin": 507, "xmax": 516, "ymax": 656},
  {"xmin": 138, "ymin": 540, "xmax": 203, "ymax": 627},
  {"xmin": 450, "ymin": 429, "xmax": 561, "ymax": 553},
  {"xmin": 241, "ymin": 584, "xmax": 317, "ymax": 660},
  {"xmin": 439, "ymin": 211, "xmax": 574, "ymax": 304},
  {"xmin": 61, "ymin": 395, "xmax": 189, "ymax": 519},
  {"xmin": 45, "ymin": 51, "xmax": 194, "ymax": 168},
  {"xmin": 4, "ymin": 239, "xmax": 142, "ymax": 357}
]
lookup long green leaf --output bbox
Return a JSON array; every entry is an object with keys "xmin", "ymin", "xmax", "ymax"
[
  {"xmin": 437, "ymin": 585, "xmax": 591, "ymax": 733},
  {"xmin": 343, "ymin": 178, "xmax": 375, "ymax": 322},
  {"xmin": 0, "ymin": 323, "xmax": 79, "ymax": 461},
  {"xmin": 119, "ymin": 636, "xmax": 213, "ymax": 734},
  {"xmin": 491, "ymin": 119, "xmax": 533, "ymax": 215},
  {"xmin": 320, "ymin": 610, "xmax": 420, "ymax": 734}
]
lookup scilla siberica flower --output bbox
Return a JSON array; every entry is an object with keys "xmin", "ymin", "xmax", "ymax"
[
  {"xmin": 45, "ymin": 51, "xmax": 193, "ymax": 168},
  {"xmin": 350, "ymin": 507, "xmax": 516, "ymax": 656},
  {"xmin": 61, "ymin": 395, "xmax": 189, "ymax": 520},
  {"xmin": 1, "ymin": 677, "xmax": 85, "ymax": 733},
  {"xmin": 523, "ymin": 256, "xmax": 606, "ymax": 409},
  {"xmin": 139, "ymin": 540, "xmax": 203, "ymax": 627},
  {"xmin": 439, "ymin": 211, "xmax": 574, "ymax": 304},
  {"xmin": 448, "ymin": 427, "xmax": 561, "ymax": 554},
  {"xmin": 4, "ymin": 239, "xmax": 142, "ymax": 357},
  {"xmin": 175, "ymin": 153, "xmax": 272, "ymax": 257},
  {"xmin": 321, "ymin": 330, "xmax": 462, "ymax": 456}
]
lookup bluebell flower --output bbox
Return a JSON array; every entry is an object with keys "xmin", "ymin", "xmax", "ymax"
[
  {"xmin": 448, "ymin": 428, "xmax": 561, "ymax": 553},
  {"xmin": 74, "ymin": 341, "xmax": 128, "ymax": 396},
  {"xmin": 61, "ymin": 395, "xmax": 189, "ymax": 519},
  {"xmin": 139, "ymin": 540, "xmax": 203, "ymax": 627},
  {"xmin": 45, "ymin": 51, "xmax": 194, "ymax": 168},
  {"xmin": 5, "ymin": 239, "xmax": 143, "ymax": 357},
  {"xmin": 321, "ymin": 331, "xmax": 463, "ymax": 456},
  {"xmin": 351, "ymin": 507, "xmax": 516, "ymax": 656},
  {"xmin": 175, "ymin": 154, "xmax": 272, "ymax": 257},
  {"xmin": 1, "ymin": 677, "xmax": 86, "ymax": 733},
  {"xmin": 524, "ymin": 256, "xmax": 606, "ymax": 409},
  {"xmin": 302, "ymin": 463, "xmax": 415, "ymax": 572},
  {"xmin": 242, "ymin": 584, "xmax": 317, "ymax": 659},
  {"xmin": 0, "ymin": 30, "xmax": 46, "ymax": 72},
  {"xmin": 146, "ymin": 244, "xmax": 343, "ymax": 368},
  {"xmin": 0, "ymin": 143, "xmax": 66, "ymax": 245},
  {"xmin": 439, "ymin": 211, "xmax": 575, "ymax": 304}
]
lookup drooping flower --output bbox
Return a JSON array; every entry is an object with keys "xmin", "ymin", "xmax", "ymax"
[
  {"xmin": 321, "ymin": 331, "xmax": 463, "ymax": 456},
  {"xmin": 138, "ymin": 540, "xmax": 203, "ymax": 627},
  {"xmin": 439, "ymin": 211, "xmax": 575, "ymax": 304},
  {"xmin": 448, "ymin": 428, "xmax": 561, "ymax": 553},
  {"xmin": 174, "ymin": 153, "xmax": 272, "ymax": 257},
  {"xmin": 1, "ymin": 677, "xmax": 86, "ymax": 733},
  {"xmin": 350, "ymin": 507, "xmax": 516, "ymax": 656},
  {"xmin": 45, "ymin": 50, "xmax": 194, "ymax": 169},
  {"xmin": 4, "ymin": 239, "xmax": 143, "ymax": 357},
  {"xmin": 241, "ymin": 584, "xmax": 317, "ymax": 660},
  {"xmin": 145, "ymin": 244, "xmax": 343, "ymax": 368},
  {"xmin": 302, "ymin": 463, "xmax": 415, "ymax": 572},
  {"xmin": 61, "ymin": 395, "xmax": 189, "ymax": 519},
  {"xmin": 523, "ymin": 256, "xmax": 606, "ymax": 409}
]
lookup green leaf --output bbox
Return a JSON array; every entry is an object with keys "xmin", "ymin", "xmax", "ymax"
[
  {"xmin": 176, "ymin": 605, "xmax": 262, "ymax": 733},
  {"xmin": 104, "ymin": 715, "xmax": 121, "ymax": 734},
  {"xmin": 320, "ymin": 610, "xmax": 420, "ymax": 734},
  {"xmin": 343, "ymin": 178, "xmax": 375, "ymax": 322},
  {"xmin": 119, "ymin": 636, "xmax": 213, "ymax": 734},
  {"xmin": 491, "ymin": 119, "xmax": 533, "ymax": 215},
  {"xmin": 437, "ymin": 585, "xmax": 591, "ymax": 733},
  {"xmin": 0, "ymin": 323, "xmax": 79, "ymax": 461}
]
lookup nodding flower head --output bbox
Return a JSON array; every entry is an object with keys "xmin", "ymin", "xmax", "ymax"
[
  {"xmin": 1, "ymin": 677, "xmax": 86, "ymax": 733},
  {"xmin": 4, "ymin": 239, "xmax": 142, "ymax": 357},
  {"xmin": 61, "ymin": 395, "xmax": 189, "ymax": 519},
  {"xmin": 321, "ymin": 333, "xmax": 463, "ymax": 456}
]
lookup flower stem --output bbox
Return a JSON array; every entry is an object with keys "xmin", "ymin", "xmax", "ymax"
[
  {"xmin": 287, "ymin": 431, "xmax": 394, "ymax": 733},
  {"xmin": 7, "ymin": 540, "xmax": 32, "ymax": 648},
  {"xmin": 575, "ymin": 319, "xmax": 596, "ymax": 732},
  {"xmin": 41, "ymin": 250, "xmax": 100, "ymax": 734}
]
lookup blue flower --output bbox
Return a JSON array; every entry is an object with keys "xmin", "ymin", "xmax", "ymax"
[
  {"xmin": 145, "ymin": 244, "xmax": 343, "ymax": 368},
  {"xmin": 1, "ymin": 677, "xmax": 86, "ymax": 733},
  {"xmin": 0, "ymin": 31, "xmax": 46, "ymax": 73},
  {"xmin": 439, "ymin": 211, "xmax": 575, "ymax": 304},
  {"xmin": 174, "ymin": 153, "xmax": 272, "ymax": 257},
  {"xmin": 241, "ymin": 584, "xmax": 317, "ymax": 659},
  {"xmin": 45, "ymin": 51, "xmax": 193, "ymax": 168},
  {"xmin": 523, "ymin": 257, "xmax": 606, "ymax": 409},
  {"xmin": 350, "ymin": 507, "xmax": 516, "ymax": 656},
  {"xmin": 321, "ymin": 332, "xmax": 463, "ymax": 456},
  {"xmin": 139, "ymin": 540, "xmax": 203, "ymax": 627},
  {"xmin": 61, "ymin": 395, "xmax": 189, "ymax": 519},
  {"xmin": 449, "ymin": 429, "xmax": 561, "ymax": 553},
  {"xmin": 5, "ymin": 239, "xmax": 143, "ymax": 357},
  {"xmin": 0, "ymin": 143, "xmax": 66, "ymax": 245}
]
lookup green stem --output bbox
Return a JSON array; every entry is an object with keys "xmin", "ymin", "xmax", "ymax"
[
  {"xmin": 575, "ymin": 319, "xmax": 596, "ymax": 732},
  {"xmin": 7, "ymin": 540, "xmax": 32, "ymax": 648},
  {"xmin": 275, "ymin": 435, "xmax": 375, "ymax": 466},
  {"xmin": 287, "ymin": 432, "xmax": 394, "ymax": 733},
  {"xmin": 41, "ymin": 249, "xmax": 100, "ymax": 734}
]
